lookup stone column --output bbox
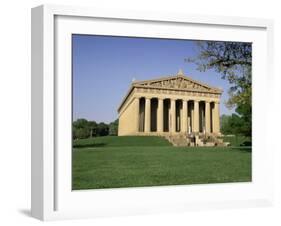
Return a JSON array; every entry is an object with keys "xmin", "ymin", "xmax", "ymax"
[
  {"xmin": 191, "ymin": 106, "xmax": 194, "ymax": 132},
  {"xmin": 205, "ymin": 101, "xmax": 211, "ymax": 133},
  {"xmin": 213, "ymin": 101, "xmax": 220, "ymax": 134},
  {"xmin": 144, "ymin": 97, "xmax": 151, "ymax": 133},
  {"xmin": 170, "ymin": 99, "xmax": 176, "ymax": 133},
  {"xmin": 182, "ymin": 100, "xmax": 188, "ymax": 133},
  {"xmin": 193, "ymin": 100, "xmax": 199, "ymax": 133},
  {"xmin": 135, "ymin": 97, "xmax": 140, "ymax": 132},
  {"xmin": 157, "ymin": 98, "xmax": 164, "ymax": 133},
  {"xmin": 179, "ymin": 105, "xmax": 182, "ymax": 132}
]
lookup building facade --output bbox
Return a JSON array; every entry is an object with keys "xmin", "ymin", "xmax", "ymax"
[{"xmin": 118, "ymin": 70, "xmax": 222, "ymax": 136}]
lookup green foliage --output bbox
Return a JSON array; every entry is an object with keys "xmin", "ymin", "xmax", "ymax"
[
  {"xmin": 73, "ymin": 118, "xmax": 89, "ymax": 129},
  {"xmin": 220, "ymin": 115, "xmax": 232, "ymax": 135},
  {"xmin": 235, "ymin": 103, "xmax": 251, "ymax": 136},
  {"xmin": 187, "ymin": 41, "xmax": 252, "ymax": 108},
  {"xmin": 73, "ymin": 119, "xmax": 91, "ymax": 139},
  {"xmin": 72, "ymin": 136, "xmax": 251, "ymax": 190},
  {"xmin": 109, "ymin": 119, "xmax": 119, "ymax": 136},
  {"xmin": 221, "ymin": 113, "xmax": 251, "ymax": 137},
  {"xmin": 187, "ymin": 41, "xmax": 252, "ymax": 137},
  {"xmin": 96, "ymin": 122, "xmax": 109, "ymax": 136},
  {"xmin": 220, "ymin": 114, "xmax": 242, "ymax": 135},
  {"xmin": 74, "ymin": 128, "xmax": 90, "ymax": 139},
  {"xmin": 88, "ymin": 121, "xmax": 98, "ymax": 137},
  {"xmin": 73, "ymin": 118, "xmax": 118, "ymax": 139}
]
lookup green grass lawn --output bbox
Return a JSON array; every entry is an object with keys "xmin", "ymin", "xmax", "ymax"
[{"xmin": 72, "ymin": 136, "xmax": 251, "ymax": 190}]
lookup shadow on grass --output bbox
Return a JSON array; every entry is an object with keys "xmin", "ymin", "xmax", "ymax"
[
  {"xmin": 241, "ymin": 141, "xmax": 252, "ymax": 146},
  {"xmin": 73, "ymin": 143, "xmax": 106, "ymax": 148},
  {"xmin": 231, "ymin": 146, "xmax": 252, "ymax": 152}
]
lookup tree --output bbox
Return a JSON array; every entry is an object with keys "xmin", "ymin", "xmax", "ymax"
[
  {"xmin": 96, "ymin": 122, "xmax": 109, "ymax": 136},
  {"xmin": 109, "ymin": 119, "xmax": 118, "ymax": 136},
  {"xmin": 187, "ymin": 41, "xmax": 252, "ymax": 136},
  {"xmin": 72, "ymin": 119, "xmax": 117, "ymax": 138},
  {"xmin": 72, "ymin": 118, "xmax": 91, "ymax": 139},
  {"xmin": 74, "ymin": 128, "xmax": 90, "ymax": 139},
  {"xmin": 235, "ymin": 103, "xmax": 251, "ymax": 136},
  {"xmin": 220, "ymin": 115, "xmax": 232, "ymax": 135},
  {"xmin": 88, "ymin": 120, "xmax": 98, "ymax": 137},
  {"xmin": 221, "ymin": 114, "xmax": 241, "ymax": 135},
  {"xmin": 73, "ymin": 118, "xmax": 89, "ymax": 129}
]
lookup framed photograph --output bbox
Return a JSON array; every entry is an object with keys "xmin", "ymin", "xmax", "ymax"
[{"xmin": 31, "ymin": 4, "xmax": 274, "ymax": 221}]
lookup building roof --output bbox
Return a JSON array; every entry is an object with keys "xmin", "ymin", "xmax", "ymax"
[{"xmin": 118, "ymin": 70, "xmax": 223, "ymax": 113}]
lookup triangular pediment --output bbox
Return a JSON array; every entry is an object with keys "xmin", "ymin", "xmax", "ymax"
[{"xmin": 133, "ymin": 73, "xmax": 221, "ymax": 93}]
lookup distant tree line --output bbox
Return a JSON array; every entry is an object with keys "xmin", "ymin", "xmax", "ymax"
[
  {"xmin": 221, "ymin": 110, "xmax": 251, "ymax": 137},
  {"xmin": 73, "ymin": 118, "xmax": 118, "ymax": 139}
]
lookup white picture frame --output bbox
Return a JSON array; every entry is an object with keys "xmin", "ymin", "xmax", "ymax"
[{"xmin": 31, "ymin": 4, "xmax": 274, "ymax": 221}]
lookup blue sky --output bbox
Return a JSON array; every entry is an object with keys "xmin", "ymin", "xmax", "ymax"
[{"xmin": 72, "ymin": 35, "xmax": 234, "ymax": 123}]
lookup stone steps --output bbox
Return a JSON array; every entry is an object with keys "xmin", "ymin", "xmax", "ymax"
[
  {"xmin": 165, "ymin": 134, "xmax": 190, "ymax": 146},
  {"xmin": 165, "ymin": 133, "xmax": 230, "ymax": 147}
]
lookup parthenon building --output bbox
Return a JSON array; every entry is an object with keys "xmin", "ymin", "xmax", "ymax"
[{"xmin": 118, "ymin": 70, "xmax": 222, "ymax": 136}]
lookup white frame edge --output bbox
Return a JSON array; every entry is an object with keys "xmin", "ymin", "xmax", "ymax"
[
  {"xmin": 31, "ymin": 4, "xmax": 274, "ymax": 221},
  {"xmin": 31, "ymin": 5, "xmax": 55, "ymax": 220}
]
